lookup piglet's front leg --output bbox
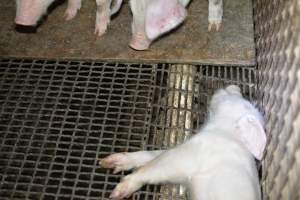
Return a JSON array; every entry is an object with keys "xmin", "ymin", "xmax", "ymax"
[
  {"xmin": 110, "ymin": 173, "xmax": 143, "ymax": 199},
  {"xmin": 129, "ymin": 0, "xmax": 152, "ymax": 51},
  {"xmin": 208, "ymin": 0, "xmax": 223, "ymax": 31},
  {"xmin": 110, "ymin": 146, "xmax": 197, "ymax": 199},
  {"xmin": 64, "ymin": 0, "xmax": 82, "ymax": 21},
  {"xmin": 95, "ymin": 0, "xmax": 112, "ymax": 36},
  {"xmin": 100, "ymin": 150, "xmax": 164, "ymax": 174}
]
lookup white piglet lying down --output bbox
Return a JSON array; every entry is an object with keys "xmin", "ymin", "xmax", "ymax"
[{"xmin": 100, "ymin": 85, "xmax": 267, "ymax": 200}]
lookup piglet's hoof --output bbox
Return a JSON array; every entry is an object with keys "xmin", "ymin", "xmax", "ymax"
[
  {"xmin": 64, "ymin": 9, "xmax": 78, "ymax": 21},
  {"xmin": 208, "ymin": 21, "xmax": 222, "ymax": 32},
  {"xmin": 129, "ymin": 32, "xmax": 152, "ymax": 51}
]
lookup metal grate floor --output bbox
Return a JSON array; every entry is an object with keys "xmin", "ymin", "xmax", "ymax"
[{"xmin": 0, "ymin": 59, "xmax": 255, "ymax": 200}]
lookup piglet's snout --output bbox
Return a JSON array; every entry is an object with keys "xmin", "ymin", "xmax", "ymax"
[
  {"xmin": 15, "ymin": 5, "xmax": 43, "ymax": 33},
  {"xmin": 15, "ymin": 24, "xmax": 37, "ymax": 33}
]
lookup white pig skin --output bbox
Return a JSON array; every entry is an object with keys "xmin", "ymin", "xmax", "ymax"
[
  {"xmin": 100, "ymin": 85, "xmax": 266, "ymax": 200},
  {"xmin": 15, "ymin": 0, "xmax": 224, "ymax": 49},
  {"xmin": 129, "ymin": 0, "xmax": 191, "ymax": 50},
  {"xmin": 96, "ymin": 0, "xmax": 124, "ymax": 36},
  {"xmin": 15, "ymin": 0, "xmax": 122, "ymax": 36},
  {"xmin": 128, "ymin": 0, "xmax": 151, "ymax": 50},
  {"xmin": 95, "ymin": 0, "xmax": 112, "ymax": 36},
  {"xmin": 15, "ymin": 0, "xmax": 55, "ymax": 25},
  {"xmin": 208, "ymin": 0, "xmax": 223, "ymax": 31},
  {"xmin": 64, "ymin": 0, "xmax": 82, "ymax": 21},
  {"xmin": 129, "ymin": 0, "xmax": 223, "ymax": 50}
]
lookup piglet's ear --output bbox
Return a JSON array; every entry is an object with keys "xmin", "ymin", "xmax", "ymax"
[
  {"xmin": 236, "ymin": 115, "xmax": 267, "ymax": 160},
  {"xmin": 145, "ymin": 0, "xmax": 187, "ymax": 40}
]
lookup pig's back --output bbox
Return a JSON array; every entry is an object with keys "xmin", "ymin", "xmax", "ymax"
[
  {"xmin": 189, "ymin": 163, "xmax": 261, "ymax": 200},
  {"xmin": 190, "ymin": 133, "xmax": 261, "ymax": 200}
]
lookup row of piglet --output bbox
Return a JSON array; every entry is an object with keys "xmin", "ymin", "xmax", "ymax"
[{"xmin": 15, "ymin": 0, "xmax": 223, "ymax": 50}]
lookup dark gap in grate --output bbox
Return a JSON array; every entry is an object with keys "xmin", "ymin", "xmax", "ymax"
[{"xmin": 0, "ymin": 59, "xmax": 255, "ymax": 200}]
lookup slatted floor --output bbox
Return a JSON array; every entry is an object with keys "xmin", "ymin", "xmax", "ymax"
[{"xmin": 0, "ymin": 59, "xmax": 255, "ymax": 200}]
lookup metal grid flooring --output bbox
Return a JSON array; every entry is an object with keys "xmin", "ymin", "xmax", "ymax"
[
  {"xmin": 254, "ymin": 0, "xmax": 300, "ymax": 199},
  {"xmin": 0, "ymin": 59, "xmax": 255, "ymax": 200}
]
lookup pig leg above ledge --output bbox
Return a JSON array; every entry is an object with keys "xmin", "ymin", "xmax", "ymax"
[
  {"xmin": 208, "ymin": 0, "xmax": 223, "ymax": 31},
  {"xmin": 129, "ymin": 0, "xmax": 188, "ymax": 51},
  {"xmin": 95, "ymin": 0, "xmax": 112, "ymax": 36},
  {"xmin": 129, "ymin": 0, "xmax": 152, "ymax": 51},
  {"xmin": 64, "ymin": 0, "xmax": 82, "ymax": 20},
  {"xmin": 95, "ymin": 0, "xmax": 123, "ymax": 36}
]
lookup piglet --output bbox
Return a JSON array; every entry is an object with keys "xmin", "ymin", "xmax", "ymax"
[
  {"xmin": 129, "ymin": 0, "xmax": 190, "ymax": 50},
  {"xmin": 100, "ymin": 85, "xmax": 266, "ymax": 200},
  {"xmin": 15, "ymin": 0, "xmax": 122, "ymax": 36},
  {"xmin": 129, "ymin": 0, "xmax": 224, "ymax": 50}
]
